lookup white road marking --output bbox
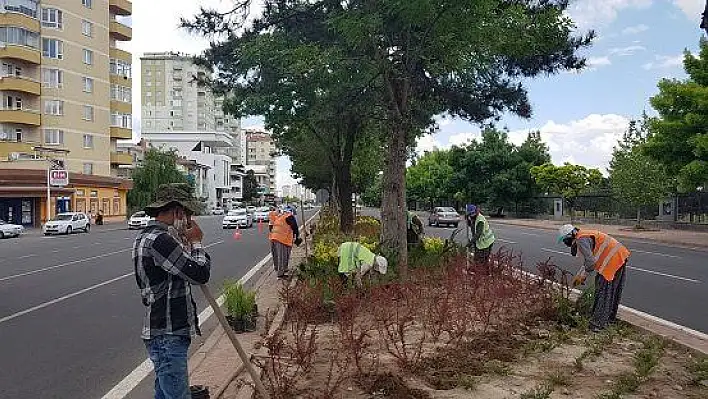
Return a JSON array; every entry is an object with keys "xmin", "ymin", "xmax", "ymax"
[
  {"xmin": 0, "ymin": 249, "xmax": 131, "ymax": 283},
  {"xmin": 517, "ymin": 231, "xmax": 541, "ymax": 237},
  {"xmin": 542, "ymin": 248, "xmax": 571, "ymax": 256},
  {"xmin": 0, "ymin": 273, "xmax": 134, "ymax": 325},
  {"xmin": 16, "ymin": 254, "xmax": 37, "ymax": 259},
  {"xmin": 541, "ymin": 248, "xmax": 699, "ymax": 283},
  {"xmin": 627, "ymin": 266, "xmax": 700, "ymax": 283},
  {"xmin": 631, "ymin": 249, "xmax": 682, "ymax": 259},
  {"xmin": 101, "ymin": 212, "xmax": 318, "ymax": 399},
  {"xmin": 497, "ymin": 238, "xmax": 517, "ymax": 244}
]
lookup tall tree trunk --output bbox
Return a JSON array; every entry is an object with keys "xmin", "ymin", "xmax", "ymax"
[
  {"xmin": 335, "ymin": 159, "xmax": 354, "ymax": 234},
  {"xmin": 381, "ymin": 124, "xmax": 409, "ymax": 278}
]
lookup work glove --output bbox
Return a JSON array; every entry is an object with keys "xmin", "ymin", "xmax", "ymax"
[
  {"xmin": 572, "ymin": 272, "xmax": 587, "ymax": 287},
  {"xmin": 294, "ymin": 237, "xmax": 303, "ymax": 246}
]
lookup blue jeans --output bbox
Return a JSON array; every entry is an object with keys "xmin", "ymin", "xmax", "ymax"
[{"xmin": 144, "ymin": 335, "xmax": 191, "ymax": 399}]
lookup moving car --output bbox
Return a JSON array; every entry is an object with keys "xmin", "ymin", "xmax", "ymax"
[
  {"xmin": 253, "ymin": 207, "xmax": 271, "ymax": 222},
  {"xmin": 246, "ymin": 206, "xmax": 256, "ymax": 215},
  {"xmin": 428, "ymin": 207, "xmax": 460, "ymax": 227},
  {"xmin": 128, "ymin": 211, "xmax": 154, "ymax": 229},
  {"xmin": 0, "ymin": 219, "xmax": 23, "ymax": 238},
  {"xmin": 211, "ymin": 207, "xmax": 225, "ymax": 215},
  {"xmin": 43, "ymin": 212, "xmax": 90, "ymax": 235},
  {"xmin": 222, "ymin": 208, "xmax": 253, "ymax": 229}
]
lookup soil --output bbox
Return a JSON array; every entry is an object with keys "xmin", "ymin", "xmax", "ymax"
[{"xmin": 266, "ymin": 321, "xmax": 708, "ymax": 399}]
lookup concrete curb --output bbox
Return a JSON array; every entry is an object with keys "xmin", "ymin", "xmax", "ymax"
[{"xmin": 490, "ymin": 219, "xmax": 708, "ymax": 252}]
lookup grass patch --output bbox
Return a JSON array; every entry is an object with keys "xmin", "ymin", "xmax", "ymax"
[
  {"xmin": 688, "ymin": 357, "xmax": 708, "ymax": 385},
  {"xmin": 595, "ymin": 336, "xmax": 665, "ymax": 398},
  {"xmin": 520, "ymin": 383, "xmax": 553, "ymax": 399},
  {"xmin": 544, "ymin": 371, "xmax": 572, "ymax": 388}
]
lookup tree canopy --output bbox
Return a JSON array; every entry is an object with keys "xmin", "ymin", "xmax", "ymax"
[
  {"xmin": 127, "ymin": 149, "xmax": 191, "ymax": 213},
  {"xmin": 531, "ymin": 162, "xmax": 603, "ymax": 213},
  {"xmin": 645, "ymin": 39, "xmax": 708, "ymax": 191}
]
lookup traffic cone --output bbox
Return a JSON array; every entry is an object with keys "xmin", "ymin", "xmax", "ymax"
[
  {"xmin": 258, "ymin": 218, "xmax": 264, "ymax": 234},
  {"xmin": 233, "ymin": 225, "xmax": 242, "ymax": 241}
]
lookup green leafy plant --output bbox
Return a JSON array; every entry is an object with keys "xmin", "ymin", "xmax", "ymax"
[{"xmin": 223, "ymin": 280, "xmax": 255, "ymax": 320}]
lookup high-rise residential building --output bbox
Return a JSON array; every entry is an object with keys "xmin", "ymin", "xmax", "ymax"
[
  {"xmin": 245, "ymin": 127, "xmax": 276, "ymax": 194},
  {"xmin": 0, "ymin": 0, "xmax": 134, "ymax": 226},
  {"xmin": 140, "ymin": 52, "xmax": 244, "ymax": 208}
]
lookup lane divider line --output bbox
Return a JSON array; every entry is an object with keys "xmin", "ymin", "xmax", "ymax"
[
  {"xmin": 0, "ymin": 249, "xmax": 132, "ymax": 283},
  {"xmin": 631, "ymin": 249, "xmax": 682, "ymax": 259},
  {"xmin": 540, "ymin": 248, "xmax": 700, "ymax": 284}
]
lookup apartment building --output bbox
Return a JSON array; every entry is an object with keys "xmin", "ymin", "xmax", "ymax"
[
  {"xmin": 0, "ymin": 0, "xmax": 133, "ymax": 226},
  {"xmin": 141, "ymin": 52, "xmax": 243, "ymax": 209},
  {"xmin": 245, "ymin": 127, "xmax": 276, "ymax": 194}
]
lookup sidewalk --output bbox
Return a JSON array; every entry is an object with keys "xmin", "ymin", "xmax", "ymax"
[
  {"xmin": 491, "ymin": 218, "xmax": 708, "ymax": 250},
  {"xmin": 188, "ymin": 244, "xmax": 305, "ymax": 399}
]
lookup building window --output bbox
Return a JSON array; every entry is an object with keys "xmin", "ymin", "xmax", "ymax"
[
  {"xmin": 2, "ymin": 62, "xmax": 22, "ymax": 77},
  {"xmin": 111, "ymin": 85, "xmax": 131, "ymax": 102},
  {"xmin": 83, "ymin": 49, "xmax": 93, "ymax": 65},
  {"xmin": 111, "ymin": 112, "xmax": 132, "ymax": 129},
  {"xmin": 83, "ymin": 163, "xmax": 93, "ymax": 175},
  {"xmin": 42, "ymin": 38, "xmax": 63, "ymax": 59},
  {"xmin": 81, "ymin": 20, "xmax": 93, "ymax": 37},
  {"xmin": 76, "ymin": 189, "xmax": 85, "ymax": 197},
  {"xmin": 42, "ymin": 68, "xmax": 63, "ymax": 88},
  {"xmin": 44, "ymin": 129, "xmax": 64, "ymax": 145},
  {"xmin": 83, "ymin": 134, "xmax": 93, "ymax": 148},
  {"xmin": 0, "ymin": 26, "xmax": 40, "ymax": 48},
  {"xmin": 41, "ymin": 8, "xmax": 63, "ymax": 29},
  {"xmin": 83, "ymin": 105, "xmax": 94, "ymax": 121},
  {"xmin": 44, "ymin": 100, "xmax": 63, "ymax": 115},
  {"xmin": 82, "ymin": 77, "xmax": 94, "ymax": 93},
  {"xmin": 4, "ymin": 95, "xmax": 22, "ymax": 110},
  {"xmin": 110, "ymin": 59, "xmax": 132, "ymax": 79},
  {"xmin": 82, "ymin": 0, "xmax": 92, "ymax": 9}
]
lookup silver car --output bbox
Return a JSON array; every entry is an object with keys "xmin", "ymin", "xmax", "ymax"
[
  {"xmin": 428, "ymin": 207, "xmax": 460, "ymax": 227},
  {"xmin": 222, "ymin": 209, "xmax": 253, "ymax": 229},
  {"xmin": 0, "ymin": 219, "xmax": 23, "ymax": 238}
]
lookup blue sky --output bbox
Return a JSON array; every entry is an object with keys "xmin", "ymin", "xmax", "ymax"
[{"xmin": 130, "ymin": 0, "xmax": 705, "ymax": 188}]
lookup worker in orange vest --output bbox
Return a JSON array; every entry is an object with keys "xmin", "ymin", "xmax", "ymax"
[
  {"xmin": 269, "ymin": 208, "xmax": 302, "ymax": 278},
  {"xmin": 558, "ymin": 224, "xmax": 631, "ymax": 332}
]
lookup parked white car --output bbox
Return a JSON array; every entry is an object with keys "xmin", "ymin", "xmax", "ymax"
[
  {"xmin": 128, "ymin": 211, "xmax": 154, "ymax": 229},
  {"xmin": 43, "ymin": 212, "xmax": 90, "ymax": 235},
  {"xmin": 211, "ymin": 208, "xmax": 225, "ymax": 215},
  {"xmin": 222, "ymin": 209, "xmax": 253, "ymax": 229},
  {"xmin": 0, "ymin": 219, "xmax": 23, "ymax": 238},
  {"xmin": 253, "ymin": 207, "xmax": 271, "ymax": 222}
]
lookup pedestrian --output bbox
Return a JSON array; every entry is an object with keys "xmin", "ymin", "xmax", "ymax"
[
  {"xmin": 465, "ymin": 204, "xmax": 495, "ymax": 266},
  {"xmin": 133, "ymin": 184, "xmax": 211, "ymax": 399},
  {"xmin": 557, "ymin": 224, "xmax": 631, "ymax": 332},
  {"xmin": 406, "ymin": 210, "xmax": 424, "ymax": 246},
  {"xmin": 269, "ymin": 207, "xmax": 302, "ymax": 278}
]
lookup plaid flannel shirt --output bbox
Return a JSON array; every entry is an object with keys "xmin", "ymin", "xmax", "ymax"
[{"xmin": 133, "ymin": 221, "xmax": 211, "ymax": 339}]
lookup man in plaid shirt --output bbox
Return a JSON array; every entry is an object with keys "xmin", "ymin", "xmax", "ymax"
[{"xmin": 133, "ymin": 184, "xmax": 211, "ymax": 399}]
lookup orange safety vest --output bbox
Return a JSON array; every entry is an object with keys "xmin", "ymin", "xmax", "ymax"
[
  {"xmin": 269, "ymin": 212, "xmax": 294, "ymax": 246},
  {"xmin": 267, "ymin": 210, "xmax": 278, "ymax": 225},
  {"xmin": 576, "ymin": 230, "xmax": 630, "ymax": 281}
]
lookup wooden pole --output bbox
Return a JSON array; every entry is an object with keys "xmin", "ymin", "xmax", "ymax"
[
  {"xmin": 300, "ymin": 199, "xmax": 309, "ymax": 258},
  {"xmin": 199, "ymin": 285, "xmax": 270, "ymax": 399}
]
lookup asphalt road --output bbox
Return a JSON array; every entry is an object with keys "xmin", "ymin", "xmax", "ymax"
[
  {"xmin": 0, "ymin": 210, "xmax": 316, "ymax": 399},
  {"xmin": 422, "ymin": 217, "xmax": 708, "ymax": 334}
]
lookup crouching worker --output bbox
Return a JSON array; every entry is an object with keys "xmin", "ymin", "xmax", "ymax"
[{"xmin": 338, "ymin": 242, "xmax": 388, "ymax": 287}]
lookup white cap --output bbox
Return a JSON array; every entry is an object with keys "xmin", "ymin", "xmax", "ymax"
[
  {"xmin": 557, "ymin": 224, "xmax": 577, "ymax": 243},
  {"xmin": 375, "ymin": 256, "xmax": 388, "ymax": 275}
]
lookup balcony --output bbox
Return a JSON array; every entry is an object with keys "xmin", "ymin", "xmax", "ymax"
[
  {"xmin": 110, "ymin": 152, "xmax": 133, "ymax": 166},
  {"xmin": 0, "ymin": 140, "xmax": 36, "ymax": 158},
  {"xmin": 110, "ymin": 126, "xmax": 132, "ymax": 140},
  {"xmin": 0, "ymin": 109, "xmax": 40, "ymax": 126},
  {"xmin": 0, "ymin": 76, "xmax": 40, "ymax": 95},
  {"xmin": 109, "ymin": 47, "xmax": 132, "ymax": 63},
  {"xmin": 109, "ymin": 0, "xmax": 132, "ymax": 16},
  {"xmin": 0, "ymin": 44, "xmax": 40, "ymax": 65},
  {"xmin": 0, "ymin": 11, "xmax": 40, "ymax": 31},
  {"xmin": 110, "ymin": 100, "xmax": 132, "ymax": 114},
  {"xmin": 110, "ymin": 20, "xmax": 132, "ymax": 41},
  {"xmin": 110, "ymin": 74, "xmax": 132, "ymax": 86}
]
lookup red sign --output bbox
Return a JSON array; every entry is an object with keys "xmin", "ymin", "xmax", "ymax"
[{"xmin": 49, "ymin": 170, "xmax": 69, "ymax": 186}]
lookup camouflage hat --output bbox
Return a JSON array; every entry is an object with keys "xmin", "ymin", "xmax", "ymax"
[{"xmin": 144, "ymin": 183, "xmax": 197, "ymax": 217}]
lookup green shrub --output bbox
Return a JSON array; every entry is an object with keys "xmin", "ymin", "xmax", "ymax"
[{"xmin": 223, "ymin": 280, "xmax": 256, "ymax": 320}]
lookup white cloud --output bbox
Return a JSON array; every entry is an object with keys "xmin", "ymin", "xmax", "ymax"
[
  {"xmin": 416, "ymin": 134, "xmax": 444, "ymax": 153},
  {"xmin": 608, "ymin": 45, "xmax": 646, "ymax": 56},
  {"xmin": 509, "ymin": 114, "xmax": 631, "ymax": 172},
  {"xmin": 621, "ymin": 24, "xmax": 649, "ymax": 35},
  {"xmin": 568, "ymin": 0, "xmax": 653, "ymax": 29},
  {"xmin": 449, "ymin": 132, "xmax": 478, "ymax": 147},
  {"xmin": 672, "ymin": 0, "xmax": 704, "ymax": 21},
  {"xmin": 587, "ymin": 56, "xmax": 612, "ymax": 68},
  {"xmin": 642, "ymin": 54, "xmax": 685, "ymax": 70}
]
